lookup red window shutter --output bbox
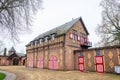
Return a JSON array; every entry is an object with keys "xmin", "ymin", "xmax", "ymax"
[{"xmin": 69, "ymin": 32, "xmax": 72, "ymax": 39}]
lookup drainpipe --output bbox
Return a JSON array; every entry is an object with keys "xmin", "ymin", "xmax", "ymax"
[{"xmin": 63, "ymin": 34, "xmax": 66, "ymax": 70}]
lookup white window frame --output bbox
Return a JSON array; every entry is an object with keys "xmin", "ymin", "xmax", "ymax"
[
  {"xmin": 35, "ymin": 41, "xmax": 38, "ymax": 45},
  {"xmin": 45, "ymin": 37, "xmax": 48, "ymax": 42},
  {"xmin": 51, "ymin": 34, "xmax": 55, "ymax": 40},
  {"xmin": 39, "ymin": 39, "xmax": 42, "ymax": 44}
]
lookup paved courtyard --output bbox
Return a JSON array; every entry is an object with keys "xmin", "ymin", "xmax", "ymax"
[{"xmin": 0, "ymin": 66, "xmax": 120, "ymax": 80}]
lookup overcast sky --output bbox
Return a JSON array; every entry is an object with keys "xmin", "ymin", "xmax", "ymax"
[{"xmin": 5, "ymin": 0, "xmax": 103, "ymax": 53}]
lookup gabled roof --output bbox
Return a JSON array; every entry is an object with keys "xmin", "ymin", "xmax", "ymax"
[
  {"xmin": 7, "ymin": 52, "xmax": 25, "ymax": 60},
  {"xmin": 29, "ymin": 17, "xmax": 89, "ymax": 43},
  {"xmin": 9, "ymin": 47, "xmax": 16, "ymax": 52},
  {"xmin": 16, "ymin": 53, "xmax": 25, "ymax": 57}
]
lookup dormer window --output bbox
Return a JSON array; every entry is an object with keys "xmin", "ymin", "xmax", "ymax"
[
  {"xmin": 51, "ymin": 34, "xmax": 56, "ymax": 40},
  {"xmin": 30, "ymin": 41, "xmax": 34, "ymax": 46},
  {"xmin": 39, "ymin": 39, "xmax": 43, "ymax": 44},
  {"xmin": 45, "ymin": 36, "xmax": 48, "ymax": 42},
  {"xmin": 35, "ymin": 40, "xmax": 38, "ymax": 45}
]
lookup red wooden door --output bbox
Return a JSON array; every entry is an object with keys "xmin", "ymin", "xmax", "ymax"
[
  {"xmin": 78, "ymin": 56, "xmax": 84, "ymax": 72},
  {"xmin": 49, "ymin": 56, "xmax": 58, "ymax": 70},
  {"xmin": 95, "ymin": 56, "xmax": 104, "ymax": 73},
  {"xmin": 37, "ymin": 58, "xmax": 43, "ymax": 68}
]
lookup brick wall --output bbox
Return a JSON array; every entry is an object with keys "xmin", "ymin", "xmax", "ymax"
[{"xmin": 75, "ymin": 46, "xmax": 120, "ymax": 73}]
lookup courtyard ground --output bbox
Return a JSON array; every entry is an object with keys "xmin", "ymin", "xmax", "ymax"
[{"xmin": 0, "ymin": 66, "xmax": 120, "ymax": 80}]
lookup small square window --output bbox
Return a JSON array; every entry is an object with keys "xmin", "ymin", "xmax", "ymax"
[
  {"xmin": 80, "ymin": 52, "xmax": 83, "ymax": 56},
  {"xmin": 96, "ymin": 50, "xmax": 102, "ymax": 56}
]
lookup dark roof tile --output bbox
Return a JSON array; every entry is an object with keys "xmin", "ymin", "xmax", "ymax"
[{"xmin": 28, "ymin": 17, "xmax": 89, "ymax": 44}]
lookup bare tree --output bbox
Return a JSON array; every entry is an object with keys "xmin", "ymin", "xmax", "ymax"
[
  {"xmin": 96, "ymin": 0, "xmax": 120, "ymax": 46},
  {"xmin": 0, "ymin": 0, "xmax": 43, "ymax": 42}
]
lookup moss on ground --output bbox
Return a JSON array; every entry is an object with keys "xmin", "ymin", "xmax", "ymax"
[{"xmin": 0, "ymin": 72, "xmax": 6, "ymax": 80}]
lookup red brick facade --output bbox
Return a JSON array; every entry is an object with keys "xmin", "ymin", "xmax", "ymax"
[
  {"xmin": 26, "ymin": 17, "xmax": 91, "ymax": 70},
  {"xmin": 26, "ymin": 17, "xmax": 120, "ymax": 73},
  {"xmin": 75, "ymin": 46, "xmax": 120, "ymax": 73},
  {"xmin": 0, "ymin": 47, "xmax": 26, "ymax": 66}
]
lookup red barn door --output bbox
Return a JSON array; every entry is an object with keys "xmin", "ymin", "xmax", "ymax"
[
  {"xmin": 49, "ymin": 56, "xmax": 58, "ymax": 70},
  {"xmin": 78, "ymin": 56, "xmax": 84, "ymax": 72},
  {"xmin": 37, "ymin": 57, "xmax": 43, "ymax": 68},
  {"xmin": 29, "ymin": 58, "xmax": 33, "ymax": 67},
  {"xmin": 95, "ymin": 56, "xmax": 104, "ymax": 73}
]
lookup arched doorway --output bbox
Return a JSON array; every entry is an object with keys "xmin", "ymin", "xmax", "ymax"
[
  {"xmin": 23, "ymin": 59, "xmax": 25, "ymax": 65},
  {"xmin": 13, "ymin": 58, "xmax": 19, "ymax": 65},
  {"xmin": 49, "ymin": 56, "xmax": 58, "ymax": 70},
  {"xmin": 29, "ymin": 58, "xmax": 33, "ymax": 67},
  {"xmin": 37, "ymin": 57, "xmax": 43, "ymax": 68}
]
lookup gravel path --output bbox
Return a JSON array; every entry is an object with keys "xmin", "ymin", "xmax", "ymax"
[
  {"xmin": 0, "ymin": 70, "xmax": 16, "ymax": 80},
  {"xmin": 0, "ymin": 66, "xmax": 120, "ymax": 80}
]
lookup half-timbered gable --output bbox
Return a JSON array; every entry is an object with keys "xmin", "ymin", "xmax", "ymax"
[{"xmin": 63, "ymin": 18, "xmax": 91, "ymax": 70}]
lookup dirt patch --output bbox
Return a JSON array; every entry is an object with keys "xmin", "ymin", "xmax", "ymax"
[{"xmin": 0, "ymin": 66, "xmax": 120, "ymax": 80}]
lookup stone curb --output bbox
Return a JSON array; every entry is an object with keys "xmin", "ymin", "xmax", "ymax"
[{"xmin": 0, "ymin": 71, "xmax": 16, "ymax": 80}]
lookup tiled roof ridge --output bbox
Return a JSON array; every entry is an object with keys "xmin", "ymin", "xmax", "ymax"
[{"xmin": 32, "ymin": 17, "xmax": 81, "ymax": 42}]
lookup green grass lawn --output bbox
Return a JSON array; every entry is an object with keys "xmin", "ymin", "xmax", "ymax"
[{"xmin": 0, "ymin": 72, "xmax": 6, "ymax": 80}]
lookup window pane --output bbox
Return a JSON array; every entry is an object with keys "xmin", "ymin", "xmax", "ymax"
[
  {"xmin": 45, "ymin": 37, "xmax": 48, "ymax": 42},
  {"xmin": 72, "ymin": 30, "xmax": 78, "ymax": 40},
  {"xmin": 52, "ymin": 34, "xmax": 55, "ymax": 40},
  {"xmin": 75, "ymin": 35, "xmax": 78, "ymax": 40},
  {"xmin": 96, "ymin": 50, "xmax": 102, "ymax": 56},
  {"xmin": 80, "ymin": 52, "xmax": 83, "ymax": 56},
  {"xmin": 35, "ymin": 41, "xmax": 38, "ymax": 45},
  {"xmin": 39, "ymin": 39, "xmax": 42, "ymax": 44}
]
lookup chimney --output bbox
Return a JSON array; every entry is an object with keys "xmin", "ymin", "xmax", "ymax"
[{"xmin": 3, "ymin": 48, "xmax": 7, "ymax": 56}]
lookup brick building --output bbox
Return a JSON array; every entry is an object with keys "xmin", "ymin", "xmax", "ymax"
[
  {"xmin": 26, "ymin": 17, "xmax": 92, "ymax": 70},
  {"xmin": 0, "ymin": 47, "xmax": 26, "ymax": 66},
  {"xmin": 75, "ymin": 45, "xmax": 120, "ymax": 73},
  {"xmin": 26, "ymin": 17, "xmax": 120, "ymax": 73}
]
